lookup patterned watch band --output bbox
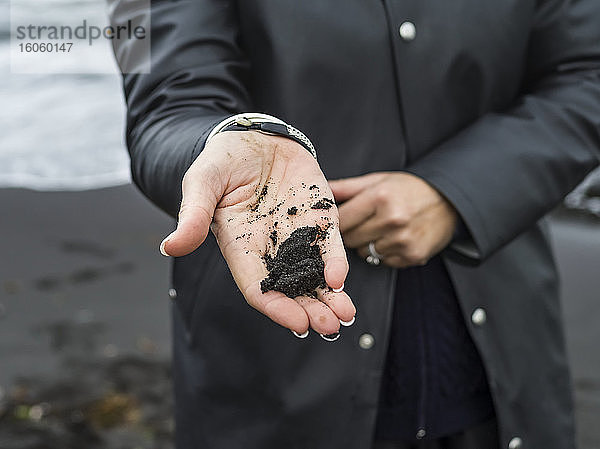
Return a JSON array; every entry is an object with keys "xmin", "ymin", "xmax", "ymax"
[{"xmin": 205, "ymin": 113, "xmax": 317, "ymax": 159}]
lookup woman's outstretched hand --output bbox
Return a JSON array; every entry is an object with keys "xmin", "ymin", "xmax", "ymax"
[{"xmin": 160, "ymin": 131, "xmax": 355, "ymax": 337}]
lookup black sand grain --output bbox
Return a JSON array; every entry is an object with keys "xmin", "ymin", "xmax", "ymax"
[{"xmin": 269, "ymin": 229, "xmax": 278, "ymax": 246}]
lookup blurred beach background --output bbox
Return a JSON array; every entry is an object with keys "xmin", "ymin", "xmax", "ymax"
[{"xmin": 1, "ymin": 0, "xmax": 600, "ymax": 448}]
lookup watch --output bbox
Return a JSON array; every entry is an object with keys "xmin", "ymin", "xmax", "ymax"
[{"xmin": 205, "ymin": 113, "xmax": 317, "ymax": 159}]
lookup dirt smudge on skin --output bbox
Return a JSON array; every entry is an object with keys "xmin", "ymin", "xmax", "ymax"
[
  {"xmin": 249, "ymin": 184, "xmax": 269, "ymax": 212},
  {"xmin": 311, "ymin": 198, "xmax": 334, "ymax": 210}
]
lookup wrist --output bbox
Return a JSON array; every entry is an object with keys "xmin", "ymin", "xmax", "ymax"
[{"xmin": 205, "ymin": 131, "xmax": 314, "ymax": 169}]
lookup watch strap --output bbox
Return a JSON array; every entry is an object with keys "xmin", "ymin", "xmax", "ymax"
[{"xmin": 205, "ymin": 113, "xmax": 317, "ymax": 159}]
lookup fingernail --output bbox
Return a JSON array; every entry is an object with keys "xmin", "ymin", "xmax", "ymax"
[
  {"xmin": 320, "ymin": 332, "xmax": 340, "ymax": 342},
  {"xmin": 340, "ymin": 316, "xmax": 355, "ymax": 327},
  {"xmin": 159, "ymin": 239, "xmax": 169, "ymax": 257},
  {"xmin": 332, "ymin": 283, "xmax": 344, "ymax": 293},
  {"xmin": 292, "ymin": 330, "xmax": 309, "ymax": 339}
]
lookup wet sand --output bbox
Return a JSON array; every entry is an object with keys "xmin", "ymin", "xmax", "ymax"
[{"xmin": 0, "ymin": 186, "xmax": 598, "ymax": 448}]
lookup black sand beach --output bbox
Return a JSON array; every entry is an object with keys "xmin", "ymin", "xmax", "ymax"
[
  {"xmin": 0, "ymin": 185, "xmax": 173, "ymax": 448},
  {"xmin": 0, "ymin": 185, "xmax": 598, "ymax": 448}
]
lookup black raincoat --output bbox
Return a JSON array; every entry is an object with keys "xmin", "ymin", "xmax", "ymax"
[{"xmin": 110, "ymin": 1, "xmax": 600, "ymax": 448}]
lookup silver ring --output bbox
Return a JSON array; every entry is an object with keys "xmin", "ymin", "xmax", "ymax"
[{"xmin": 366, "ymin": 241, "xmax": 383, "ymax": 266}]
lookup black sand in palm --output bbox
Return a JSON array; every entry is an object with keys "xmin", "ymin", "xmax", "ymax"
[{"xmin": 261, "ymin": 225, "xmax": 328, "ymax": 298}]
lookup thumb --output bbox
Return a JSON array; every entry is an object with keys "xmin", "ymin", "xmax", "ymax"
[
  {"xmin": 160, "ymin": 162, "xmax": 225, "ymax": 257},
  {"xmin": 328, "ymin": 172, "xmax": 386, "ymax": 203}
]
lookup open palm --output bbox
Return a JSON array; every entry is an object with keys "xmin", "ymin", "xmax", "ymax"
[{"xmin": 161, "ymin": 131, "xmax": 355, "ymax": 337}]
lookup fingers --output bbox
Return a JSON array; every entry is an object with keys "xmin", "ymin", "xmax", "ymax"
[
  {"xmin": 247, "ymin": 281, "xmax": 356, "ymax": 336},
  {"xmin": 328, "ymin": 172, "xmax": 386, "ymax": 203},
  {"xmin": 238, "ymin": 267, "xmax": 350, "ymax": 336},
  {"xmin": 323, "ymin": 255, "xmax": 348, "ymax": 291},
  {"xmin": 384, "ymin": 256, "xmax": 416, "ymax": 268},
  {"xmin": 161, "ymin": 204, "xmax": 214, "ymax": 257},
  {"xmin": 336, "ymin": 190, "xmax": 377, "ymax": 232},
  {"xmin": 220, "ymin": 244, "xmax": 310, "ymax": 333},
  {"xmin": 221, "ymin": 245, "xmax": 343, "ymax": 335},
  {"xmin": 245, "ymin": 282, "xmax": 311, "ymax": 334},
  {"xmin": 290, "ymin": 289, "xmax": 357, "ymax": 337},
  {"xmin": 223, "ymin": 241, "xmax": 353, "ymax": 335},
  {"xmin": 295, "ymin": 296, "xmax": 341, "ymax": 335},
  {"xmin": 161, "ymin": 161, "xmax": 225, "ymax": 257},
  {"xmin": 321, "ymin": 225, "xmax": 349, "ymax": 291},
  {"xmin": 317, "ymin": 288, "xmax": 356, "ymax": 323},
  {"xmin": 342, "ymin": 216, "xmax": 386, "ymax": 249}
]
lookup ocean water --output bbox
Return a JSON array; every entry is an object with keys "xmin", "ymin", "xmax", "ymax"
[{"xmin": 0, "ymin": 0, "xmax": 131, "ymax": 190}]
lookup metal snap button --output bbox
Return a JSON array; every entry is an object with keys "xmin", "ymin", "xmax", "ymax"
[
  {"xmin": 508, "ymin": 437, "xmax": 523, "ymax": 449},
  {"xmin": 399, "ymin": 21, "xmax": 417, "ymax": 42},
  {"xmin": 358, "ymin": 333, "xmax": 375, "ymax": 349},
  {"xmin": 471, "ymin": 307, "xmax": 487, "ymax": 326}
]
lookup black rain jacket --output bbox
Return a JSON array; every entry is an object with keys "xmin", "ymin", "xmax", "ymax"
[{"xmin": 109, "ymin": 1, "xmax": 600, "ymax": 448}]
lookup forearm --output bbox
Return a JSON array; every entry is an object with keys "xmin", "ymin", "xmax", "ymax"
[{"xmin": 110, "ymin": 0, "xmax": 250, "ymax": 216}]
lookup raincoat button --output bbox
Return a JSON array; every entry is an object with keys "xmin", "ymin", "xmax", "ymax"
[
  {"xmin": 358, "ymin": 333, "xmax": 375, "ymax": 349},
  {"xmin": 471, "ymin": 307, "xmax": 487, "ymax": 326},
  {"xmin": 508, "ymin": 437, "xmax": 523, "ymax": 449},
  {"xmin": 399, "ymin": 21, "xmax": 417, "ymax": 42}
]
